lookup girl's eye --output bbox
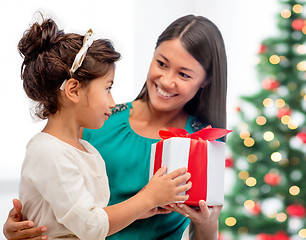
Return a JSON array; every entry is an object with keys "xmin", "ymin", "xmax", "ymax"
[
  {"xmin": 107, "ymin": 87, "xmax": 112, "ymax": 93},
  {"xmin": 179, "ymin": 72, "xmax": 191, "ymax": 79},
  {"xmin": 157, "ymin": 60, "xmax": 166, "ymax": 68}
]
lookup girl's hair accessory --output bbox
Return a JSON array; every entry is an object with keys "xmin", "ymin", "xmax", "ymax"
[{"xmin": 60, "ymin": 29, "xmax": 94, "ymax": 90}]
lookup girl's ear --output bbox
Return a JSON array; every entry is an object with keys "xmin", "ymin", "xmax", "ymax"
[{"xmin": 64, "ymin": 78, "xmax": 82, "ymax": 103}]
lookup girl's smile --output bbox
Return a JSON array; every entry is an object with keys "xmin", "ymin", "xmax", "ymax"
[{"xmin": 104, "ymin": 112, "xmax": 111, "ymax": 120}]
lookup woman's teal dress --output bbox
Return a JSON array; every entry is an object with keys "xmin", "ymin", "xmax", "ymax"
[{"xmin": 83, "ymin": 102, "xmax": 207, "ymax": 240}]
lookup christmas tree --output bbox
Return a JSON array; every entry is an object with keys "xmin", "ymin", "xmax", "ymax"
[{"xmin": 219, "ymin": 0, "xmax": 306, "ymax": 239}]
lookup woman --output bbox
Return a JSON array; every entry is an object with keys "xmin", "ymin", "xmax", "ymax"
[{"xmin": 4, "ymin": 14, "xmax": 227, "ymax": 240}]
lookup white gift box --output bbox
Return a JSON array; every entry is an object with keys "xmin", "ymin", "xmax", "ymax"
[{"xmin": 150, "ymin": 136, "xmax": 226, "ymax": 206}]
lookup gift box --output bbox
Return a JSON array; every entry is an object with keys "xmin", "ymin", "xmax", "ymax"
[{"xmin": 149, "ymin": 126, "xmax": 232, "ymax": 207}]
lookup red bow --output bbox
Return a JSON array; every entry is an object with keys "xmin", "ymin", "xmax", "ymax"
[{"xmin": 159, "ymin": 125, "xmax": 233, "ymax": 141}]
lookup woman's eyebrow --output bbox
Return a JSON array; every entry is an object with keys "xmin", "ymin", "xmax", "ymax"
[
  {"xmin": 159, "ymin": 54, "xmax": 194, "ymax": 73},
  {"xmin": 180, "ymin": 67, "xmax": 194, "ymax": 73},
  {"xmin": 159, "ymin": 54, "xmax": 169, "ymax": 62}
]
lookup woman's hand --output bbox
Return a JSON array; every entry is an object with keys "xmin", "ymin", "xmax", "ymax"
[
  {"xmin": 164, "ymin": 200, "xmax": 222, "ymax": 240},
  {"xmin": 137, "ymin": 207, "xmax": 172, "ymax": 220},
  {"xmin": 3, "ymin": 199, "xmax": 48, "ymax": 240}
]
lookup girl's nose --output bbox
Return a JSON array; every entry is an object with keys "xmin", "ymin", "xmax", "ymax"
[{"xmin": 109, "ymin": 93, "xmax": 116, "ymax": 109}]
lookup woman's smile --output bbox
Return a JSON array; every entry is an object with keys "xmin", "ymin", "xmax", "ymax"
[{"xmin": 155, "ymin": 83, "xmax": 177, "ymax": 99}]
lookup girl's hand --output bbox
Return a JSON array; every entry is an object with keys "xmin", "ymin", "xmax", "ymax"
[
  {"xmin": 164, "ymin": 200, "xmax": 222, "ymax": 240},
  {"xmin": 144, "ymin": 166, "xmax": 192, "ymax": 207},
  {"xmin": 3, "ymin": 199, "xmax": 48, "ymax": 240}
]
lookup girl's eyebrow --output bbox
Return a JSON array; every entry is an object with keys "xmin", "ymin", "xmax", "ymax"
[{"xmin": 159, "ymin": 54, "xmax": 194, "ymax": 73}]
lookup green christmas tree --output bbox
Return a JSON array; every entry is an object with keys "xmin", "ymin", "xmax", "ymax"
[{"xmin": 219, "ymin": 0, "xmax": 306, "ymax": 239}]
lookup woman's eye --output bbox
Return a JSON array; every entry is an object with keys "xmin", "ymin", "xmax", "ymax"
[
  {"xmin": 179, "ymin": 72, "xmax": 191, "ymax": 79},
  {"xmin": 107, "ymin": 87, "xmax": 112, "ymax": 93},
  {"xmin": 157, "ymin": 60, "xmax": 166, "ymax": 68}
]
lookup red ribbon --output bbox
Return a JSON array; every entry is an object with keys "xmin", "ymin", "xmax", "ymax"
[
  {"xmin": 159, "ymin": 125, "xmax": 232, "ymax": 141},
  {"xmin": 187, "ymin": 139, "xmax": 207, "ymax": 206},
  {"xmin": 153, "ymin": 140, "xmax": 164, "ymax": 175}
]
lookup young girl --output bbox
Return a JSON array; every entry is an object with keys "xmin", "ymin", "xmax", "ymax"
[
  {"xmin": 4, "ymin": 15, "xmax": 227, "ymax": 240},
  {"xmin": 16, "ymin": 18, "xmax": 192, "ymax": 239}
]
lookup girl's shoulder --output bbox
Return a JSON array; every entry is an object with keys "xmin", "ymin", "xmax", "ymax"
[
  {"xmin": 28, "ymin": 132, "xmax": 83, "ymax": 155},
  {"xmin": 25, "ymin": 133, "xmax": 78, "ymax": 166}
]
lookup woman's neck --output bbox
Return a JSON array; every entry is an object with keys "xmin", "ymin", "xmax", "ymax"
[{"xmin": 129, "ymin": 100, "xmax": 188, "ymax": 139}]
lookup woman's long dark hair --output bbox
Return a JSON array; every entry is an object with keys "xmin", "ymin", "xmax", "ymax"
[{"xmin": 136, "ymin": 15, "xmax": 227, "ymax": 129}]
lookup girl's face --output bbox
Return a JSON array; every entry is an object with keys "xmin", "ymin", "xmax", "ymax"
[
  {"xmin": 146, "ymin": 38, "xmax": 206, "ymax": 114},
  {"xmin": 80, "ymin": 69, "xmax": 115, "ymax": 129}
]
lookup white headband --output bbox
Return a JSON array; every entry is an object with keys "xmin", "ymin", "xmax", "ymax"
[{"xmin": 60, "ymin": 29, "xmax": 94, "ymax": 90}]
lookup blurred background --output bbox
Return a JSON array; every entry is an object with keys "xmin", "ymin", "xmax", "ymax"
[{"xmin": 1, "ymin": 0, "xmax": 305, "ymax": 239}]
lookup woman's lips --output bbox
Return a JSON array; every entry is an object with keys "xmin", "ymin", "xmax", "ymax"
[{"xmin": 155, "ymin": 84, "xmax": 177, "ymax": 99}]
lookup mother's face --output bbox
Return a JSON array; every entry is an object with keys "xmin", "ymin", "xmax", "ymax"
[{"xmin": 146, "ymin": 38, "xmax": 206, "ymax": 113}]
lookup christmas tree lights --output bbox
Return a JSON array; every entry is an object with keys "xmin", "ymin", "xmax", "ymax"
[{"xmin": 219, "ymin": 0, "xmax": 306, "ymax": 239}]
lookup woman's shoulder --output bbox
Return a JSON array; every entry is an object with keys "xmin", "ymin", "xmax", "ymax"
[
  {"xmin": 106, "ymin": 102, "xmax": 132, "ymax": 125},
  {"xmin": 189, "ymin": 116, "xmax": 209, "ymax": 132},
  {"xmin": 189, "ymin": 117, "xmax": 225, "ymax": 142},
  {"xmin": 111, "ymin": 102, "xmax": 130, "ymax": 115}
]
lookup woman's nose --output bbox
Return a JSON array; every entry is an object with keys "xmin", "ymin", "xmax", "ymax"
[{"xmin": 160, "ymin": 71, "xmax": 176, "ymax": 89}]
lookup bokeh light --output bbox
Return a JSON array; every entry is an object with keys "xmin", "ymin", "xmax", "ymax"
[
  {"xmin": 299, "ymin": 229, "xmax": 306, "ymax": 238},
  {"xmin": 281, "ymin": 115, "xmax": 291, "ymax": 125},
  {"xmin": 288, "ymin": 120, "xmax": 298, "ymax": 129},
  {"xmin": 297, "ymin": 61, "xmax": 306, "ymax": 71},
  {"xmin": 276, "ymin": 212, "xmax": 287, "ymax": 222},
  {"xmin": 275, "ymin": 99, "xmax": 285, "ymax": 108},
  {"xmin": 225, "ymin": 217, "xmax": 237, "ymax": 227},
  {"xmin": 244, "ymin": 137, "xmax": 255, "ymax": 147},
  {"xmin": 281, "ymin": 9, "xmax": 291, "ymax": 18},
  {"xmin": 264, "ymin": 131, "xmax": 274, "ymax": 141},
  {"xmin": 271, "ymin": 152, "xmax": 282, "ymax": 162},
  {"xmin": 293, "ymin": 4, "xmax": 303, "ymax": 13},
  {"xmin": 246, "ymin": 177, "xmax": 257, "ymax": 187},
  {"xmin": 296, "ymin": 44, "xmax": 306, "ymax": 54},
  {"xmin": 269, "ymin": 55, "xmax": 280, "ymax": 64},
  {"xmin": 247, "ymin": 154, "xmax": 258, "ymax": 163},
  {"xmin": 263, "ymin": 98, "xmax": 274, "ymax": 107},
  {"xmin": 240, "ymin": 131, "xmax": 250, "ymax": 139},
  {"xmin": 244, "ymin": 200, "xmax": 255, "ymax": 209},
  {"xmin": 256, "ymin": 116, "xmax": 267, "ymax": 125},
  {"xmin": 239, "ymin": 171, "xmax": 249, "ymax": 180},
  {"xmin": 289, "ymin": 185, "xmax": 300, "ymax": 195}
]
